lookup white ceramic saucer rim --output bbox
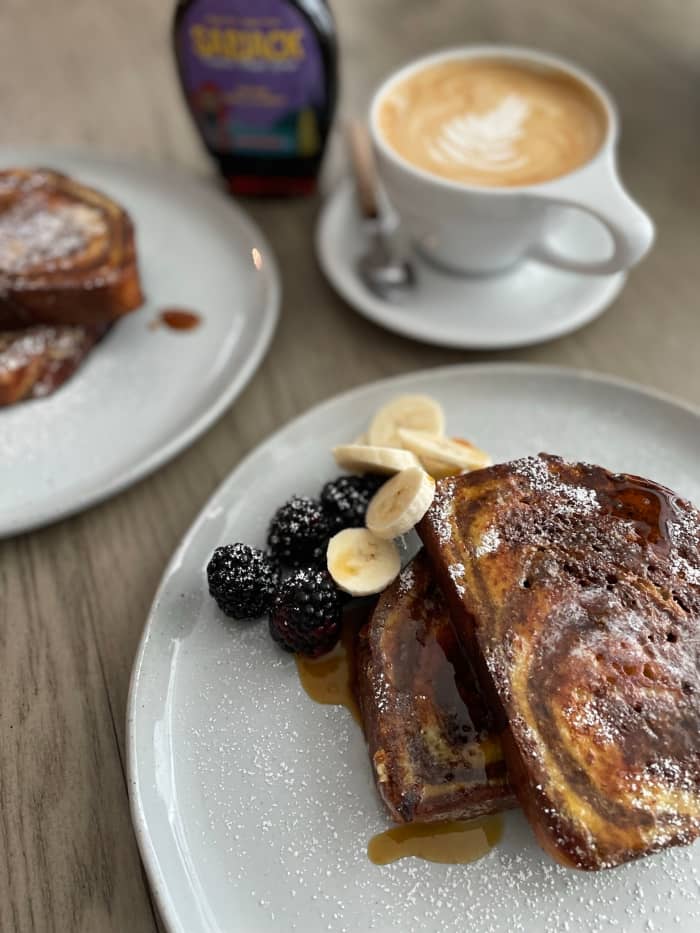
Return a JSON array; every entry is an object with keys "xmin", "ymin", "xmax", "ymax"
[{"xmin": 316, "ymin": 180, "xmax": 627, "ymax": 350}]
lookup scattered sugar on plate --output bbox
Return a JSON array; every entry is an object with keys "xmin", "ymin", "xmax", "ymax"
[{"xmin": 166, "ymin": 608, "xmax": 700, "ymax": 932}]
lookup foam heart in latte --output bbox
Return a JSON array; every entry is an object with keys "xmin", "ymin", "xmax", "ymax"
[{"xmin": 377, "ymin": 58, "xmax": 608, "ymax": 188}]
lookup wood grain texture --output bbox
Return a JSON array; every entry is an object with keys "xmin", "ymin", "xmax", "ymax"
[{"xmin": 0, "ymin": 0, "xmax": 699, "ymax": 930}]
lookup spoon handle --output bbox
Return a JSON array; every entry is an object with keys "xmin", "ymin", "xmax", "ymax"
[{"xmin": 346, "ymin": 121, "xmax": 380, "ymax": 221}]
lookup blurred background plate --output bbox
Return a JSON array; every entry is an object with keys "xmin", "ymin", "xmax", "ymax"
[
  {"xmin": 0, "ymin": 148, "xmax": 279, "ymax": 537},
  {"xmin": 128, "ymin": 363, "xmax": 700, "ymax": 933}
]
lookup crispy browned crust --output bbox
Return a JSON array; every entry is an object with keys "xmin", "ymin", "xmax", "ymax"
[
  {"xmin": 356, "ymin": 551, "xmax": 516, "ymax": 823},
  {"xmin": 0, "ymin": 322, "xmax": 109, "ymax": 406},
  {"xmin": 418, "ymin": 454, "xmax": 700, "ymax": 870},
  {"xmin": 0, "ymin": 168, "xmax": 143, "ymax": 328}
]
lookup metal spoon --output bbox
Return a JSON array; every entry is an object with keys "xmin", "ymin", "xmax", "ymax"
[{"xmin": 346, "ymin": 121, "xmax": 416, "ymax": 300}]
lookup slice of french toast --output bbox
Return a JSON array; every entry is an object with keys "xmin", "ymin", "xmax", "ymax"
[
  {"xmin": 0, "ymin": 168, "xmax": 143, "ymax": 328},
  {"xmin": 356, "ymin": 550, "xmax": 516, "ymax": 823},
  {"xmin": 0, "ymin": 322, "xmax": 109, "ymax": 406},
  {"xmin": 419, "ymin": 454, "xmax": 700, "ymax": 869}
]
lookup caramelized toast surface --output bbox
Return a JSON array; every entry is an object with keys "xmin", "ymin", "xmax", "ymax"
[
  {"xmin": 419, "ymin": 454, "xmax": 700, "ymax": 869},
  {"xmin": 0, "ymin": 168, "xmax": 143, "ymax": 328},
  {"xmin": 356, "ymin": 551, "xmax": 515, "ymax": 823},
  {"xmin": 0, "ymin": 323, "xmax": 109, "ymax": 406}
]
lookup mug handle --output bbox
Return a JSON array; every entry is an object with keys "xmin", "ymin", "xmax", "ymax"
[{"xmin": 527, "ymin": 160, "xmax": 655, "ymax": 275}]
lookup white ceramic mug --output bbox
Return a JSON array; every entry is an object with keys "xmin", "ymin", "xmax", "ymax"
[{"xmin": 369, "ymin": 46, "xmax": 654, "ymax": 276}]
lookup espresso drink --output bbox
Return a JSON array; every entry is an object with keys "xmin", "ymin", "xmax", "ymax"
[{"xmin": 378, "ymin": 59, "xmax": 607, "ymax": 187}]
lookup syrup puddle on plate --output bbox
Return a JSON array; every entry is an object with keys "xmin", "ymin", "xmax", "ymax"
[
  {"xmin": 295, "ymin": 609, "xmax": 361, "ymax": 723},
  {"xmin": 151, "ymin": 307, "xmax": 202, "ymax": 331},
  {"xmin": 367, "ymin": 814, "xmax": 503, "ymax": 865},
  {"xmin": 295, "ymin": 604, "xmax": 503, "ymax": 866}
]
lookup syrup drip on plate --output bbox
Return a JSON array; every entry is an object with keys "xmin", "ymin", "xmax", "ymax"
[
  {"xmin": 296, "ymin": 601, "xmax": 505, "ymax": 866},
  {"xmin": 367, "ymin": 814, "xmax": 503, "ymax": 865},
  {"xmin": 295, "ymin": 606, "xmax": 364, "ymax": 724},
  {"xmin": 153, "ymin": 307, "xmax": 202, "ymax": 331}
]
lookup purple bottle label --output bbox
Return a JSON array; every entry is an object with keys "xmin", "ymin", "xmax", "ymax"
[{"xmin": 177, "ymin": 0, "xmax": 325, "ymax": 158}]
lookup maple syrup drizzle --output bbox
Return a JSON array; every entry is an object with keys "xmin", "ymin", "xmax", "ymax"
[
  {"xmin": 602, "ymin": 478, "xmax": 674, "ymax": 546},
  {"xmin": 367, "ymin": 814, "xmax": 503, "ymax": 866},
  {"xmin": 296, "ymin": 602, "xmax": 504, "ymax": 867},
  {"xmin": 295, "ymin": 613, "xmax": 361, "ymax": 724},
  {"xmin": 156, "ymin": 308, "xmax": 202, "ymax": 331}
]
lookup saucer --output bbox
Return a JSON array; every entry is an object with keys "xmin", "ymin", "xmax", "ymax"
[{"xmin": 316, "ymin": 181, "xmax": 627, "ymax": 350}]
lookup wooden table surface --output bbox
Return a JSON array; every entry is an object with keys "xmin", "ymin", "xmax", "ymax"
[{"xmin": 1, "ymin": 1, "xmax": 699, "ymax": 930}]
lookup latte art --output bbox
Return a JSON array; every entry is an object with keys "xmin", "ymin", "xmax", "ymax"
[
  {"xmin": 378, "ymin": 60, "xmax": 607, "ymax": 187},
  {"xmin": 428, "ymin": 94, "xmax": 530, "ymax": 173}
]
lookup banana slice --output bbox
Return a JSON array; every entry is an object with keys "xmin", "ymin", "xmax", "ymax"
[
  {"xmin": 366, "ymin": 466, "xmax": 435, "ymax": 539},
  {"xmin": 327, "ymin": 528, "xmax": 401, "ymax": 596},
  {"xmin": 421, "ymin": 437, "xmax": 492, "ymax": 478},
  {"xmin": 367, "ymin": 394, "xmax": 445, "ymax": 449},
  {"xmin": 397, "ymin": 429, "xmax": 492, "ymax": 476},
  {"xmin": 420, "ymin": 455, "xmax": 465, "ymax": 480},
  {"xmin": 333, "ymin": 444, "xmax": 419, "ymax": 475}
]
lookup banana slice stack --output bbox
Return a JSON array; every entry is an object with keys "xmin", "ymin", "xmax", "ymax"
[{"xmin": 327, "ymin": 394, "xmax": 491, "ymax": 597}]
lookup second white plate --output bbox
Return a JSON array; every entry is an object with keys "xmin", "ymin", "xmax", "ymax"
[
  {"xmin": 128, "ymin": 363, "xmax": 700, "ymax": 933},
  {"xmin": 0, "ymin": 148, "xmax": 279, "ymax": 537}
]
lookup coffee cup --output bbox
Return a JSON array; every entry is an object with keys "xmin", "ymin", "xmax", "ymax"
[{"xmin": 369, "ymin": 46, "xmax": 654, "ymax": 276}]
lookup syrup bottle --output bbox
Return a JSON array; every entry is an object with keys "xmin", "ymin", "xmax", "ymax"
[{"xmin": 173, "ymin": 0, "xmax": 338, "ymax": 196}]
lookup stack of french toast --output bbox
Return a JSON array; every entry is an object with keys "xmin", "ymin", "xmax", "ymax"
[
  {"xmin": 0, "ymin": 168, "xmax": 142, "ymax": 405},
  {"xmin": 356, "ymin": 453, "xmax": 700, "ymax": 870}
]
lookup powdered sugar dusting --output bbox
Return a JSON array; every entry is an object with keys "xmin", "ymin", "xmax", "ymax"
[
  {"xmin": 668, "ymin": 505, "xmax": 700, "ymax": 585},
  {"xmin": 429, "ymin": 481, "xmax": 458, "ymax": 545},
  {"xmin": 448, "ymin": 561, "xmax": 466, "ymax": 596},
  {"xmin": 396, "ymin": 561, "xmax": 416, "ymax": 596},
  {"xmin": 671, "ymin": 555, "xmax": 700, "ymax": 586},
  {"xmin": 476, "ymin": 526, "xmax": 501, "ymax": 558},
  {"xmin": 0, "ymin": 324, "xmax": 102, "ymax": 402},
  {"xmin": 0, "ymin": 193, "xmax": 106, "ymax": 274},
  {"xmin": 668, "ymin": 503, "xmax": 700, "ymax": 549},
  {"xmin": 562, "ymin": 698, "xmax": 618, "ymax": 745},
  {"xmin": 513, "ymin": 455, "xmax": 600, "ymax": 515}
]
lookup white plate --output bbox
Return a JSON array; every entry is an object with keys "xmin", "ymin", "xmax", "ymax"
[
  {"xmin": 128, "ymin": 364, "xmax": 700, "ymax": 933},
  {"xmin": 0, "ymin": 148, "xmax": 279, "ymax": 537},
  {"xmin": 317, "ymin": 181, "xmax": 626, "ymax": 350}
]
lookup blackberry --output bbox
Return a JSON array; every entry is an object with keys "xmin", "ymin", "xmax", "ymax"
[
  {"xmin": 269, "ymin": 569, "xmax": 343, "ymax": 657},
  {"xmin": 267, "ymin": 495, "xmax": 331, "ymax": 567},
  {"xmin": 321, "ymin": 474, "xmax": 385, "ymax": 531},
  {"xmin": 207, "ymin": 544, "xmax": 280, "ymax": 620}
]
